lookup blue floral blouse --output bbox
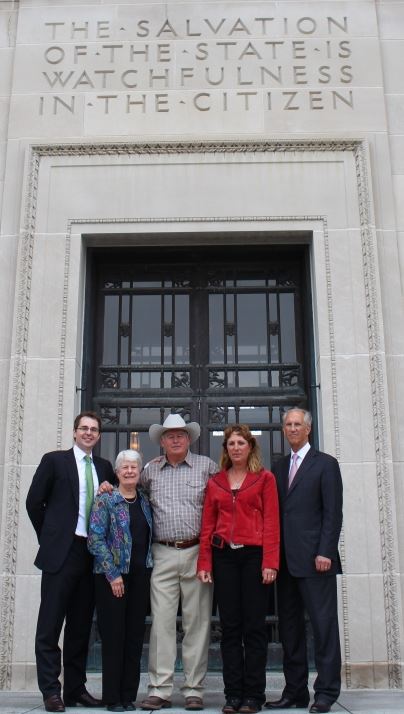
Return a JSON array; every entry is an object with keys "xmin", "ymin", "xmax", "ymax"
[{"xmin": 88, "ymin": 488, "xmax": 153, "ymax": 582}]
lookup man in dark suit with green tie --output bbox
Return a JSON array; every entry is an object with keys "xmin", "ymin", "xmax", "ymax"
[
  {"xmin": 26, "ymin": 411, "xmax": 115, "ymax": 713},
  {"xmin": 266, "ymin": 408, "xmax": 343, "ymax": 714}
]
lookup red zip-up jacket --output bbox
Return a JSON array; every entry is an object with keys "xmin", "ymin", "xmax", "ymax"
[{"xmin": 197, "ymin": 468, "xmax": 280, "ymax": 573}]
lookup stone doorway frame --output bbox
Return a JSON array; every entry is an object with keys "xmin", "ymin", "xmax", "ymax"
[{"xmin": 0, "ymin": 139, "xmax": 400, "ymax": 690}]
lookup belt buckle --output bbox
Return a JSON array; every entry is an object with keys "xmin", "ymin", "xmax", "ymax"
[{"xmin": 174, "ymin": 540, "xmax": 185, "ymax": 549}]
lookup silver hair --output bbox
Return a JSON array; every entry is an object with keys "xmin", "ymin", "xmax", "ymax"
[
  {"xmin": 115, "ymin": 449, "xmax": 142, "ymax": 472},
  {"xmin": 282, "ymin": 407, "xmax": 312, "ymax": 427}
]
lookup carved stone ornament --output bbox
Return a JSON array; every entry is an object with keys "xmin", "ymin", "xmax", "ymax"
[{"xmin": 0, "ymin": 139, "xmax": 400, "ymax": 690}]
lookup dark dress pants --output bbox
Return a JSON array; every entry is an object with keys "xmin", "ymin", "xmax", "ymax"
[
  {"xmin": 35, "ymin": 537, "xmax": 94, "ymax": 700},
  {"xmin": 213, "ymin": 545, "xmax": 269, "ymax": 704},
  {"xmin": 95, "ymin": 566, "xmax": 151, "ymax": 705},
  {"xmin": 277, "ymin": 567, "xmax": 341, "ymax": 705}
]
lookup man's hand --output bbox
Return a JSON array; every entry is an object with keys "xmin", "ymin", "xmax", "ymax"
[
  {"xmin": 315, "ymin": 555, "xmax": 332, "ymax": 572},
  {"xmin": 197, "ymin": 570, "xmax": 213, "ymax": 584},
  {"xmin": 110, "ymin": 576, "xmax": 125, "ymax": 598},
  {"xmin": 98, "ymin": 480, "xmax": 114, "ymax": 495},
  {"xmin": 262, "ymin": 568, "xmax": 277, "ymax": 585}
]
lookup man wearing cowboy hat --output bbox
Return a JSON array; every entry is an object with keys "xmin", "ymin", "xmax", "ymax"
[{"xmin": 140, "ymin": 414, "xmax": 218, "ymax": 712}]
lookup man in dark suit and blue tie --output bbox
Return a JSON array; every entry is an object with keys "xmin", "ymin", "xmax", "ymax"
[
  {"xmin": 26, "ymin": 411, "xmax": 115, "ymax": 713},
  {"xmin": 266, "ymin": 408, "xmax": 343, "ymax": 714}
]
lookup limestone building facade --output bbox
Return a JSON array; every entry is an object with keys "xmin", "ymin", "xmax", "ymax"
[{"xmin": 0, "ymin": 0, "xmax": 403, "ymax": 692}]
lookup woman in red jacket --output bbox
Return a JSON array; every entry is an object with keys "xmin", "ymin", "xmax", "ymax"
[{"xmin": 197, "ymin": 425, "xmax": 280, "ymax": 714}]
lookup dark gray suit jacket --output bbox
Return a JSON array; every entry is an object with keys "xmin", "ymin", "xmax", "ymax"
[{"xmin": 273, "ymin": 446, "xmax": 343, "ymax": 578}]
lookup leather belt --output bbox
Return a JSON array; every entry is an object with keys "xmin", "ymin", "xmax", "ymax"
[{"xmin": 156, "ymin": 537, "xmax": 199, "ymax": 549}]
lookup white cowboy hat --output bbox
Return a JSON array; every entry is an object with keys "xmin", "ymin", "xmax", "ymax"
[{"xmin": 149, "ymin": 414, "xmax": 201, "ymax": 445}]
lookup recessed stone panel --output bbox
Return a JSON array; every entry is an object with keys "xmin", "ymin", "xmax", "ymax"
[
  {"xmin": 21, "ymin": 358, "xmax": 64, "ymax": 464},
  {"xmin": 342, "ymin": 463, "xmax": 383, "ymax": 575},
  {"xmin": 40, "ymin": 152, "xmax": 349, "ymax": 232}
]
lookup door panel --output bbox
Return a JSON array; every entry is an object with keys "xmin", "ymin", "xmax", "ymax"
[
  {"xmin": 85, "ymin": 242, "xmax": 313, "ymax": 672},
  {"xmin": 88, "ymin": 245, "xmax": 309, "ymax": 468}
]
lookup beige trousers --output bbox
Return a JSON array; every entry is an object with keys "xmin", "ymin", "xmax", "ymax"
[{"xmin": 148, "ymin": 543, "xmax": 213, "ymax": 700}]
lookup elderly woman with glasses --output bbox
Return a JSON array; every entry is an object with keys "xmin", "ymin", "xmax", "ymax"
[{"xmin": 88, "ymin": 449, "xmax": 153, "ymax": 713}]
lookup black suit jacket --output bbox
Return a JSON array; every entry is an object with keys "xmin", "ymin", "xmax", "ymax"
[
  {"xmin": 26, "ymin": 448, "xmax": 115, "ymax": 573},
  {"xmin": 273, "ymin": 447, "xmax": 343, "ymax": 578}
]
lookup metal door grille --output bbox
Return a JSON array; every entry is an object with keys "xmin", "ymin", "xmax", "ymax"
[{"xmin": 84, "ymin": 242, "xmax": 313, "ymax": 671}]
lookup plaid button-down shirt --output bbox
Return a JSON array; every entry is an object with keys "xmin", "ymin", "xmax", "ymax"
[{"xmin": 140, "ymin": 451, "xmax": 218, "ymax": 541}]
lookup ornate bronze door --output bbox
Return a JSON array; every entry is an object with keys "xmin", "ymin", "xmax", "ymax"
[
  {"xmin": 84, "ymin": 242, "xmax": 314, "ymax": 671},
  {"xmin": 85, "ymin": 244, "xmax": 311, "ymax": 467}
]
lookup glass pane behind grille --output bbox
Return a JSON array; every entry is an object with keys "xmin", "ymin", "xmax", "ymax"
[{"xmin": 132, "ymin": 295, "xmax": 161, "ymax": 364}]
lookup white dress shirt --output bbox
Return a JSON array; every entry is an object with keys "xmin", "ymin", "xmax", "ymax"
[
  {"xmin": 73, "ymin": 444, "xmax": 98, "ymax": 537},
  {"xmin": 289, "ymin": 440, "xmax": 311, "ymax": 476}
]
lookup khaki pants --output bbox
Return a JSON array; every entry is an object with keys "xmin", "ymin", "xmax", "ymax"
[{"xmin": 148, "ymin": 543, "xmax": 213, "ymax": 700}]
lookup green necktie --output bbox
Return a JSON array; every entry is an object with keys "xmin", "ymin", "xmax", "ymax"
[{"xmin": 84, "ymin": 455, "xmax": 94, "ymax": 529}]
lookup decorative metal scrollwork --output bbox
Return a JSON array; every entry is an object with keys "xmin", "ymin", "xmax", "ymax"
[
  {"xmin": 100, "ymin": 406, "xmax": 118, "ymax": 424},
  {"xmin": 172, "ymin": 407, "xmax": 191, "ymax": 422},
  {"xmin": 172, "ymin": 372, "xmax": 191, "ymax": 388},
  {"xmin": 100, "ymin": 369, "xmax": 119, "ymax": 389},
  {"xmin": 209, "ymin": 371, "xmax": 225, "ymax": 389},
  {"xmin": 280, "ymin": 367, "xmax": 300, "ymax": 387},
  {"xmin": 172, "ymin": 279, "xmax": 191, "ymax": 288},
  {"xmin": 209, "ymin": 406, "xmax": 226, "ymax": 424}
]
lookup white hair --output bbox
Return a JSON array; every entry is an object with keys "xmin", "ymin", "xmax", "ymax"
[
  {"xmin": 115, "ymin": 449, "xmax": 142, "ymax": 472},
  {"xmin": 282, "ymin": 407, "xmax": 312, "ymax": 427}
]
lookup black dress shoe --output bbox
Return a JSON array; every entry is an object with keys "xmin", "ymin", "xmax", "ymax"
[
  {"xmin": 64, "ymin": 689, "xmax": 102, "ymax": 707},
  {"xmin": 107, "ymin": 706, "xmax": 125, "ymax": 713},
  {"xmin": 238, "ymin": 699, "xmax": 262, "ymax": 714},
  {"xmin": 265, "ymin": 696, "xmax": 309, "ymax": 709},
  {"xmin": 44, "ymin": 694, "xmax": 65, "ymax": 712},
  {"xmin": 309, "ymin": 703, "xmax": 331, "ymax": 713},
  {"xmin": 222, "ymin": 697, "xmax": 242, "ymax": 713},
  {"xmin": 123, "ymin": 703, "xmax": 136, "ymax": 711}
]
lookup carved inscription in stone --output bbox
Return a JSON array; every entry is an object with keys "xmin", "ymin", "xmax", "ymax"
[
  {"xmin": 10, "ymin": 3, "xmax": 384, "ymax": 133},
  {"xmin": 39, "ymin": 14, "xmax": 354, "ymax": 114}
]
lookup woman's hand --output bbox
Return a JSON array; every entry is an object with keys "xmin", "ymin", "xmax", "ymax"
[
  {"xmin": 110, "ymin": 576, "xmax": 125, "ymax": 597},
  {"xmin": 98, "ymin": 480, "xmax": 114, "ymax": 496},
  {"xmin": 197, "ymin": 570, "xmax": 213, "ymax": 584},
  {"xmin": 262, "ymin": 568, "xmax": 277, "ymax": 585}
]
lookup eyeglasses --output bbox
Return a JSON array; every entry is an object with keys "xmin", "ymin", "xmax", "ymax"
[{"xmin": 76, "ymin": 426, "xmax": 100, "ymax": 434}]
